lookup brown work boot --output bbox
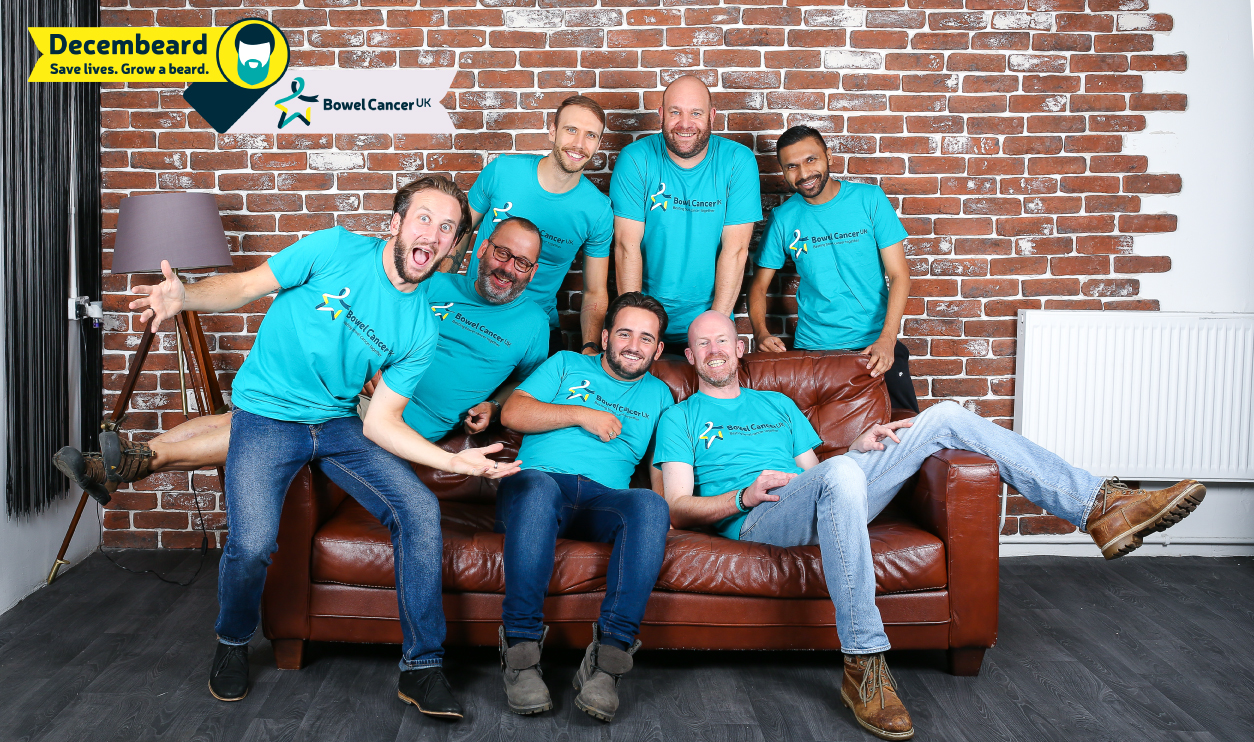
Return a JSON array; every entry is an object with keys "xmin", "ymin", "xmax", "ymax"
[
  {"xmin": 52, "ymin": 447, "xmax": 112, "ymax": 505},
  {"xmin": 840, "ymin": 653, "xmax": 914, "ymax": 741},
  {"xmin": 1085, "ymin": 478, "xmax": 1206, "ymax": 560},
  {"xmin": 100, "ymin": 431, "xmax": 157, "ymax": 485},
  {"xmin": 572, "ymin": 623, "xmax": 640, "ymax": 723}
]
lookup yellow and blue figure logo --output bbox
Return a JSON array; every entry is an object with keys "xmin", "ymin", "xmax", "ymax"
[
  {"xmin": 491, "ymin": 202, "xmax": 513, "ymax": 223},
  {"xmin": 788, "ymin": 229, "xmax": 809, "ymax": 258},
  {"xmin": 649, "ymin": 183, "xmax": 669, "ymax": 212},
  {"xmin": 567, "ymin": 380, "xmax": 593, "ymax": 401},
  {"xmin": 431, "ymin": 302, "xmax": 453, "ymax": 321},
  {"xmin": 275, "ymin": 76, "xmax": 317, "ymax": 128},
  {"xmin": 315, "ymin": 287, "xmax": 351, "ymax": 320},
  {"xmin": 699, "ymin": 421, "xmax": 724, "ymax": 449}
]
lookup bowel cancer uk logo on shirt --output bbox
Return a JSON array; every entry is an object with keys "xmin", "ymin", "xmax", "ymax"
[
  {"xmin": 316, "ymin": 287, "xmax": 351, "ymax": 320},
  {"xmin": 650, "ymin": 183, "xmax": 670, "ymax": 212},
  {"xmin": 491, "ymin": 202, "xmax": 513, "ymax": 223},
  {"xmin": 699, "ymin": 421, "xmax": 724, "ymax": 449},
  {"xmin": 649, "ymin": 181, "xmax": 722, "ymax": 216},
  {"xmin": 788, "ymin": 229, "xmax": 810, "ymax": 259},
  {"xmin": 430, "ymin": 301, "xmax": 453, "ymax": 321},
  {"xmin": 567, "ymin": 380, "xmax": 594, "ymax": 401}
]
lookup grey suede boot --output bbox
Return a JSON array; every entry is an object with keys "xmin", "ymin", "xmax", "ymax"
[
  {"xmin": 499, "ymin": 625, "xmax": 553, "ymax": 715},
  {"xmin": 572, "ymin": 623, "xmax": 640, "ymax": 723}
]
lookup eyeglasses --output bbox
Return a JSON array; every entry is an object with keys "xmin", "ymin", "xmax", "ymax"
[{"xmin": 486, "ymin": 240, "xmax": 536, "ymax": 273}]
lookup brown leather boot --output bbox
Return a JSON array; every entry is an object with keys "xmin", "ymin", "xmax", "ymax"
[
  {"xmin": 100, "ymin": 431, "xmax": 157, "ymax": 485},
  {"xmin": 1086, "ymin": 478, "xmax": 1206, "ymax": 559},
  {"xmin": 52, "ymin": 447, "xmax": 112, "ymax": 505},
  {"xmin": 840, "ymin": 653, "xmax": 914, "ymax": 740}
]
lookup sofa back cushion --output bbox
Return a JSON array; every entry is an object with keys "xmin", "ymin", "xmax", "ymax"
[{"xmin": 417, "ymin": 350, "xmax": 887, "ymax": 502}]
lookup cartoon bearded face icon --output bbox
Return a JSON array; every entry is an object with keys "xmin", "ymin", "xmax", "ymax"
[{"xmin": 235, "ymin": 24, "xmax": 275, "ymax": 86}]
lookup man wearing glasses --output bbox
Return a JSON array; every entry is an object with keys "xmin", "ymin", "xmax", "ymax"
[{"xmin": 443, "ymin": 95, "xmax": 614, "ymax": 356}]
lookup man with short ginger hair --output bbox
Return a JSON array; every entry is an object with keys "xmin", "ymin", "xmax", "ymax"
[
  {"xmin": 443, "ymin": 94, "xmax": 614, "ymax": 355},
  {"xmin": 610, "ymin": 75, "xmax": 762, "ymax": 349}
]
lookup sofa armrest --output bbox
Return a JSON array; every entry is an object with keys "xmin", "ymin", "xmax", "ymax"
[
  {"xmin": 262, "ymin": 465, "xmax": 348, "ymax": 643},
  {"xmin": 907, "ymin": 449, "xmax": 1001, "ymax": 651}
]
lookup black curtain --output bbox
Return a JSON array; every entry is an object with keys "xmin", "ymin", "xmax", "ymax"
[{"xmin": 1, "ymin": 0, "xmax": 101, "ymax": 516}]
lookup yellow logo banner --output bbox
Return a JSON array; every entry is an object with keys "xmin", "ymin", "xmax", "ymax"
[{"xmin": 28, "ymin": 27, "xmax": 229, "ymax": 82}]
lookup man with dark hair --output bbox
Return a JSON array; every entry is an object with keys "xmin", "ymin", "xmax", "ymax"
[
  {"xmin": 124, "ymin": 174, "xmax": 513, "ymax": 717},
  {"xmin": 443, "ymin": 95, "xmax": 613, "ymax": 355},
  {"xmin": 234, "ymin": 23, "xmax": 276, "ymax": 86},
  {"xmin": 748, "ymin": 125, "xmax": 920, "ymax": 412},
  {"xmin": 657, "ymin": 310, "xmax": 1205, "ymax": 740},
  {"xmin": 495, "ymin": 291, "xmax": 675, "ymax": 722},
  {"xmin": 610, "ymin": 75, "xmax": 761, "ymax": 350}
]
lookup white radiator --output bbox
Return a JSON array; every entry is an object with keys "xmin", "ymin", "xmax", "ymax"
[{"xmin": 1014, "ymin": 311, "xmax": 1254, "ymax": 483}]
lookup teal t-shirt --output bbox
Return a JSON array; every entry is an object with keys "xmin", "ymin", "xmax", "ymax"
[
  {"xmin": 402, "ymin": 272, "xmax": 549, "ymax": 439},
  {"xmin": 514, "ymin": 352, "xmax": 675, "ymax": 489},
  {"xmin": 756, "ymin": 182, "xmax": 909, "ymax": 350},
  {"xmin": 653, "ymin": 388, "xmax": 823, "ymax": 539},
  {"xmin": 231, "ymin": 226, "xmax": 438, "ymax": 425},
  {"xmin": 609, "ymin": 134, "xmax": 763, "ymax": 343},
  {"xmin": 466, "ymin": 153, "xmax": 613, "ymax": 327}
]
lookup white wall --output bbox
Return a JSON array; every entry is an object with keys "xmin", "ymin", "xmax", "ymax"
[{"xmin": 1003, "ymin": 0, "xmax": 1254, "ymax": 557}]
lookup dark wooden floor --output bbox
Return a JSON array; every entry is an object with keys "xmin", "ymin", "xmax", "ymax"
[{"xmin": 1, "ymin": 551, "xmax": 1251, "ymax": 742}]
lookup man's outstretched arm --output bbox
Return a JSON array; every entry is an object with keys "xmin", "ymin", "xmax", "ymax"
[
  {"xmin": 129, "ymin": 259, "xmax": 280, "ymax": 329},
  {"xmin": 501, "ymin": 390, "xmax": 623, "ymax": 442},
  {"xmin": 660, "ymin": 462, "xmax": 796, "ymax": 530}
]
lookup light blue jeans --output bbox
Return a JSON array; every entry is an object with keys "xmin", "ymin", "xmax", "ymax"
[{"xmin": 738, "ymin": 400, "xmax": 1105, "ymax": 654}]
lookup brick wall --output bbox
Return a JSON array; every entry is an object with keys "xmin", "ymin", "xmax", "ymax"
[{"xmin": 97, "ymin": 0, "xmax": 1183, "ymax": 547}]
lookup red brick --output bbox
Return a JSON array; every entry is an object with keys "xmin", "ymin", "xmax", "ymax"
[
  {"xmin": 1118, "ymin": 214, "xmax": 1176, "ymax": 233},
  {"xmin": 1095, "ymin": 34, "xmax": 1155, "ymax": 53},
  {"xmin": 1084, "ymin": 195, "xmax": 1140, "ymax": 213},
  {"xmin": 1064, "ymin": 134, "xmax": 1122, "ymax": 153},
  {"xmin": 1130, "ymin": 54, "xmax": 1186, "ymax": 72},
  {"xmin": 1071, "ymin": 54, "xmax": 1129, "ymax": 73},
  {"xmin": 1023, "ymin": 74, "xmax": 1081, "ymax": 94},
  {"xmin": 905, "ymin": 318, "xmax": 962, "ymax": 336},
  {"xmin": 947, "ymin": 54, "xmax": 1006, "ymax": 73},
  {"xmin": 1123, "ymin": 174, "xmax": 1181, "ymax": 194},
  {"xmin": 967, "ymin": 116, "xmax": 1024, "ymax": 135},
  {"xmin": 1130, "ymin": 93, "xmax": 1187, "ymax": 111},
  {"xmin": 932, "ymin": 338, "xmax": 993, "ymax": 357},
  {"xmin": 1113, "ymin": 255, "xmax": 1170, "ymax": 273},
  {"xmin": 886, "ymin": 53, "xmax": 946, "ymax": 72},
  {"xmin": 990, "ymin": 256, "xmax": 1048, "ymax": 275},
  {"xmin": 972, "ymin": 32, "xmax": 1029, "ymax": 51},
  {"xmin": 962, "ymin": 75, "xmax": 1018, "ymax": 93},
  {"xmin": 1022, "ymin": 278, "xmax": 1081, "ymax": 296},
  {"xmin": 853, "ymin": 30, "xmax": 910, "ymax": 48},
  {"xmin": 933, "ymin": 377, "xmax": 989, "ymax": 397},
  {"xmin": 788, "ymin": 29, "xmax": 848, "ymax": 48},
  {"xmin": 902, "ymin": 74, "xmax": 959, "ymax": 93},
  {"xmin": 935, "ymin": 217, "xmax": 994, "ymax": 235},
  {"xmin": 1081, "ymin": 277, "xmax": 1139, "ymax": 297},
  {"xmin": 955, "ymin": 237, "xmax": 1011, "ymax": 254}
]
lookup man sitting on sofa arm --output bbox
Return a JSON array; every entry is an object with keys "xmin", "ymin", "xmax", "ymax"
[
  {"xmin": 654, "ymin": 310, "xmax": 1206, "ymax": 741},
  {"xmin": 496, "ymin": 291, "xmax": 676, "ymax": 723}
]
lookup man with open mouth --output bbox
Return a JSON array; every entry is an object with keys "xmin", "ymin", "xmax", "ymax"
[
  {"xmin": 442, "ymin": 95, "xmax": 615, "ymax": 357},
  {"xmin": 748, "ymin": 124, "xmax": 920, "ymax": 414},
  {"xmin": 655, "ymin": 310, "xmax": 1206, "ymax": 741},
  {"xmin": 494, "ymin": 292, "xmax": 676, "ymax": 723},
  {"xmin": 609, "ymin": 75, "xmax": 762, "ymax": 352},
  {"xmin": 121, "ymin": 175, "xmax": 519, "ymax": 718}
]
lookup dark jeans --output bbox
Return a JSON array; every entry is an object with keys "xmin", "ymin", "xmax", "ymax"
[
  {"xmin": 494, "ymin": 470, "xmax": 670, "ymax": 647},
  {"xmin": 217, "ymin": 410, "xmax": 446, "ymax": 669}
]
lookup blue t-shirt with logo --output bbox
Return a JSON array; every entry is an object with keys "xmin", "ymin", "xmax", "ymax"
[
  {"xmin": 466, "ymin": 153, "xmax": 613, "ymax": 327},
  {"xmin": 402, "ymin": 272, "xmax": 549, "ymax": 439},
  {"xmin": 653, "ymin": 388, "xmax": 822, "ymax": 539},
  {"xmin": 756, "ymin": 182, "xmax": 909, "ymax": 350},
  {"xmin": 514, "ymin": 351, "xmax": 675, "ymax": 489},
  {"xmin": 609, "ymin": 134, "xmax": 763, "ymax": 343},
  {"xmin": 232, "ymin": 226, "xmax": 438, "ymax": 425}
]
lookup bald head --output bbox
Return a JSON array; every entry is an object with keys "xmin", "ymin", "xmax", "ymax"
[
  {"xmin": 659, "ymin": 76, "xmax": 714, "ymax": 162},
  {"xmin": 686, "ymin": 311, "xmax": 745, "ymax": 390}
]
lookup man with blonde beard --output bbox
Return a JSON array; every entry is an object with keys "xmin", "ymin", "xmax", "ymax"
[
  {"xmin": 655, "ymin": 311, "xmax": 1205, "ymax": 740},
  {"xmin": 443, "ymin": 94, "xmax": 614, "ymax": 355},
  {"xmin": 610, "ymin": 75, "xmax": 762, "ymax": 349}
]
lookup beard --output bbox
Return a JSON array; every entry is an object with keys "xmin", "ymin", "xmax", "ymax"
[
  {"xmin": 694, "ymin": 353, "xmax": 737, "ymax": 388},
  {"xmin": 553, "ymin": 144, "xmax": 592, "ymax": 174},
  {"xmin": 605, "ymin": 343, "xmax": 655, "ymax": 381},
  {"xmin": 662, "ymin": 124, "xmax": 711, "ymax": 160},
  {"xmin": 392, "ymin": 231, "xmax": 439, "ymax": 285},
  {"xmin": 791, "ymin": 166, "xmax": 831, "ymax": 199},
  {"xmin": 476, "ymin": 264, "xmax": 526, "ymax": 305}
]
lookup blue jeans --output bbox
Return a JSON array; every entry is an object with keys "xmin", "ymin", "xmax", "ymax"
[
  {"xmin": 217, "ymin": 410, "xmax": 446, "ymax": 670},
  {"xmin": 494, "ymin": 470, "xmax": 670, "ymax": 647},
  {"xmin": 739, "ymin": 400, "xmax": 1105, "ymax": 654}
]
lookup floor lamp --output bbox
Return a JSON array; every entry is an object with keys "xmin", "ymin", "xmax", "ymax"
[{"xmin": 49, "ymin": 192, "xmax": 234, "ymax": 583}]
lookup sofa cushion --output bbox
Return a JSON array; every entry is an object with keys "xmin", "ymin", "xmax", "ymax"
[{"xmin": 311, "ymin": 498, "xmax": 946, "ymax": 598}]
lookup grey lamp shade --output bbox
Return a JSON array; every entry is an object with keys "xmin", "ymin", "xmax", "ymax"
[{"xmin": 111, "ymin": 192, "xmax": 233, "ymax": 274}]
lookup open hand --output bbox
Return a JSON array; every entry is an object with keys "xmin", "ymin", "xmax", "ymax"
[
  {"xmin": 861, "ymin": 338, "xmax": 896, "ymax": 378},
  {"xmin": 850, "ymin": 419, "xmax": 914, "ymax": 453},
  {"xmin": 755, "ymin": 334, "xmax": 787, "ymax": 353},
  {"xmin": 463, "ymin": 401, "xmax": 495, "ymax": 434},
  {"xmin": 450, "ymin": 442, "xmax": 521, "ymax": 479},
  {"xmin": 128, "ymin": 260, "xmax": 186, "ymax": 329},
  {"xmin": 580, "ymin": 408, "xmax": 622, "ymax": 443},
  {"xmin": 742, "ymin": 469, "xmax": 797, "ymax": 507}
]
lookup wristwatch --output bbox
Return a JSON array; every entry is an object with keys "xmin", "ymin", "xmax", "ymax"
[
  {"xmin": 486, "ymin": 399, "xmax": 502, "ymax": 419},
  {"xmin": 735, "ymin": 488, "xmax": 751, "ymax": 513},
  {"xmin": 581, "ymin": 341, "xmax": 602, "ymax": 353}
]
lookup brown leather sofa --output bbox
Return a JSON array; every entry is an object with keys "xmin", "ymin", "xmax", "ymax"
[{"xmin": 261, "ymin": 351, "xmax": 1001, "ymax": 676}]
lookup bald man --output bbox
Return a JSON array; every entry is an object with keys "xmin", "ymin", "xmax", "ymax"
[
  {"xmin": 609, "ymin": 75, "xmax": 762, "ymax": 349},
  {"xmin": 654, "ymin": 311, "xmax": 1205, "ymax": 740}
]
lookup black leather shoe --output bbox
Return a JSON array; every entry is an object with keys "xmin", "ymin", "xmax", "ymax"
[
  {"xmin": 398, "ymin": 667, "xmax": 464, "ymax": 719},
  {"xmin": 208, "ymin": 642, "xmax": 249, "ymax": 702}
]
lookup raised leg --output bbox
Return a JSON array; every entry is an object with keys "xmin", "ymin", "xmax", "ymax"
[
  {"xmin": 273, "ymin": 639, "xmax": 306, "ymax": 670},
  {"xmin": 948, "ymin": 647, "xmax": 986, "ymax": 676}
]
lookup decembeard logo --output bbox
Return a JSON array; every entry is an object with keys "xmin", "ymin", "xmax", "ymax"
[
  {"xmin": 431, "ymin": 301, "xmax": 453, "ymax": 321},
  {"xmin": 699, "ymin": 421, "xmax": 724, "ymax": 449},
  {"xmin": 567, "ymin": 380, "xmax": 593, "ymax": 401},
  {"xmin": 492, "ymin": 202, "xmax": 513, "ymax": 223},
  {"xmin": 788, "ymin": 229, "xmax": 809, "ymax": 258},
  {"xmin": 315, "ymin": 287, "xmax": 351, "ymax": 319},
  {"xmin": 649, "ymin": 183, "xmax": 669, "ymax": 212}
]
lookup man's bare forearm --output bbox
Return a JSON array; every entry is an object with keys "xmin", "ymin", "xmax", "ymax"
[
  {"xmin": 500, "ymin": 393, "xmax": 586, "ymax": 434},
  {"xmin": 668, "ymin": 490, "xmax": 741, "ymax": 530},
  {"xmin": 712, "ymin": 225, "xmax": 753, "ymax": 315},
  {"xmin": 878, "ymin": 274, "xmax": 910, "ymax": 343},
  {"xmin": 747, "ymin": 268, "xmax": 774, "ymax": 341},
  {"xmin": 183, "ymin": 269, "xmax": 277, "ymax": 314}
]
